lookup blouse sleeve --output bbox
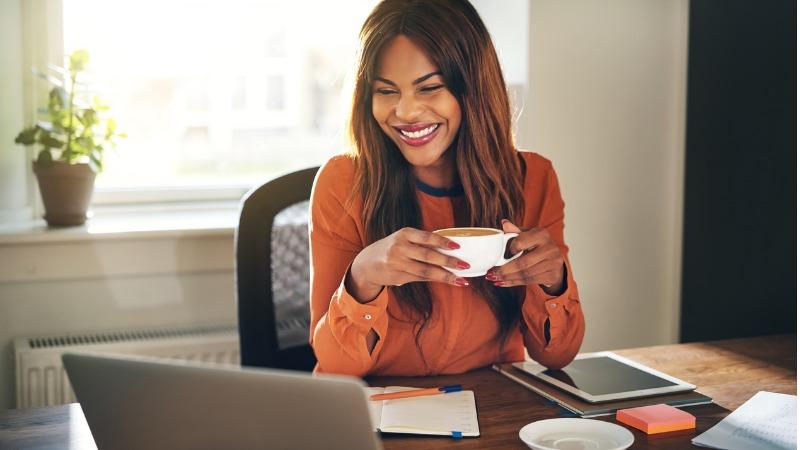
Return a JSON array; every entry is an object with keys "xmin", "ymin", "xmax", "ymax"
[
  {"xmin": 519, "ymin": 160, "xmax": 585, "ymax": 369},
  {"xmin": 308, "ymin": 158, "xmax": 389, "ymax": 376}
]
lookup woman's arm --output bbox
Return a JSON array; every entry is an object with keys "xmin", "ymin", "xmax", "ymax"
[
  {"xmin": 517, "ymin": 161, "xmax": 585, "ymax": 369},
  {"xmin": 308, "ymin": 159, "xmax": 390, "ymax": 376}
]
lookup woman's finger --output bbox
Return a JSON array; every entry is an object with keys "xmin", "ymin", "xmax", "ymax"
[
  {"xmin": 400, "ymin": 260, "xmax": 470, "ymax": 287},
  {"xmin": 404, "ymin": 243, "xmax": 470, "ymax": 270},
  {"xmin": 501, "ymin": 219, "xmax": 522, "ymax": 234},
  {"xmin": 506, "ymin": 227, "xmax": 550, "ymax": 254},
  {"xmin": 496, "ymin": 258, "xmax": 563, "ymax": 284},
  {"xmin": 401, "ymin": 227, "xmax": 460, "ymax": 251},
  {"xmin": 492, "ymin": 242, "xmax": 561, "ymax": 279},
  {"xmin": 495, "ymin": 267, "xmax": 563, "ymax": 288}
]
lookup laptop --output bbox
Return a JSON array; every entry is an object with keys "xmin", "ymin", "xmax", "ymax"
[{"xmin": 62, "ymin": 352, "xmax": 382, "ymax": 450}]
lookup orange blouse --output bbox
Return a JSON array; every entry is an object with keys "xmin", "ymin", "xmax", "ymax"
[{"xmin": 308, "ymin": 150, "xmax": 584, "ymax": 377}]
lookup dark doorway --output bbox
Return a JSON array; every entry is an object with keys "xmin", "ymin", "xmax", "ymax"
[{"xmin": 680, "ymin": 0, "xmax": 796, "ymax": 342}]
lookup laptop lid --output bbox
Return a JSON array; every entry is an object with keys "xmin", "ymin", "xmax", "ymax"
[{"xmin": 62, "ymin": 352, "xmax": 382, "ymax": 450}]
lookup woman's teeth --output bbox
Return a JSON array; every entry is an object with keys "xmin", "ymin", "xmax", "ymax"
[{"xmin": 400, "ymin": 124, "xmax": 438, "ymax": 138}]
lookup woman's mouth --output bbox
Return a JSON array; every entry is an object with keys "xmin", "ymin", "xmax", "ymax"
[{"xmin": 393, "ymin": 123, "xmax": 441, "ymax": 147}]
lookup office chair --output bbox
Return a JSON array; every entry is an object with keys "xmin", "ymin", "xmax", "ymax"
[{"xmin": 235, "ymin": 166, "xmax": 319, "ymax": 371}]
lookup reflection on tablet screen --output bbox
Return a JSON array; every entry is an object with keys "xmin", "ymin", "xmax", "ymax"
[{"xmin": 542, "ymin": 357, "xmax": 677, "ymax": 396}]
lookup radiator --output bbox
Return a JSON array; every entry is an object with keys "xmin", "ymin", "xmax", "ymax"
[{"xmin": 14, "ymin": 324, "xmax": 240, "ymax": 409}]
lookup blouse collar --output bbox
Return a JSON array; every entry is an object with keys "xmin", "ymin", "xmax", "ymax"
[{"xmin": 415, "ymin": 179, "xmax": 464, "ymax": 197}]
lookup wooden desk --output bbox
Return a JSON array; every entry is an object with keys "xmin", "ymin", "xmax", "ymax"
[{"xmin": 0, "ymin": 335, "xmax": 794, "ymax": 449}]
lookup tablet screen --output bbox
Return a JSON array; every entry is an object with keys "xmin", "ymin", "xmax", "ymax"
[{"xmin": 542, "ymin": 356, "xmax": 677, "ymax": 395}]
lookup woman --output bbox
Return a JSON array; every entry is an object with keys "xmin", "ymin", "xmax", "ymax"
[{"xmin": 309, "ymin": 0, "xmax": 584, "ymax": 376}]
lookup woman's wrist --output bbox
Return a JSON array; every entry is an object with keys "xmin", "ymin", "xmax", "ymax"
[
  {"xmin": 345, "ymin": 261, "xmax": 384, "ymax": 304},
  {"xmin": 540, "ymin": 263, "xmax": 567, "ymax": 296}
]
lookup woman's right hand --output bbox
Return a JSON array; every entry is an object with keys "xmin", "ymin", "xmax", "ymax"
[{"xmin": 346, "ymin": 227, "xmax": 472, "ymax": 303}]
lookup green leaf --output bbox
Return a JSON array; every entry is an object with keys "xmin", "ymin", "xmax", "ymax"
[
  {"xmin": 68, "ymin": 49, "xmax": 90, "ymax": 74},
  {"xmin": 89, "ymin": 151, "xmax": 103, "ymax": 172},
  {"xmin": 105, "ymin": 118, "xmax": 116, "ymax": 137},
  {"xmin": 14, "ymin": 126, "xmax": 39, "ymax": 146},
  {"xmin": 49, "ymin": 87, "xmax": 68, "ymax": 112},
  {"xmin": 55, "ymin": 110, "xmax": 71, "ymax": 129},
  {"xmin": 81, "ymin": 109, "xmax": 97, "ymax": 127},
  {"xmin": 36, "ymin": 149, "xmax": 53, "ymax": 165},
  {"xmin": 38, "ymin": 130, "xmax": 64, "ymax": 149},
  {"xmin": 23, "ymin": 48, "xmax": 121, "ymax": 169},
  {"xmin": 69, "ymin": 137, "xmax": 88, "ymax": 157}
]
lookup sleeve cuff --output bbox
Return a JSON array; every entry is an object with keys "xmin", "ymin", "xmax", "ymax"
[
  {"xmin": 526, "ymin": 262, "xmax": 577, "ymax": 312},
  {"xmin": 522, "ymin": 260, "xmax": 579, "ymax": 344},
  {"xmin": 333, "ymin": 267, "xmax": 389, "ymax": 333}
]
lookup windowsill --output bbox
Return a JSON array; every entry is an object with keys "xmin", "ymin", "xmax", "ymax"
[{"xmin": 0, "ymin": 201, "xmax": 240, "ymax": 245}]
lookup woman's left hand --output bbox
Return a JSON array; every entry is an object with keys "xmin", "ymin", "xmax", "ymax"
[{"xmin": 487, "ymin": 219, "xmax": 567, "ymax": 295}]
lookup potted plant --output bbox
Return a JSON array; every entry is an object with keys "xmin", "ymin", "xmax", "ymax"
[{"xmin": 14, "ymin": 49, "xmax": 125, "ymax": 226}]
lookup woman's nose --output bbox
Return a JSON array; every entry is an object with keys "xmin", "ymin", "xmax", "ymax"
[{"xmin": 395, "ymin": 94, "xmax": 423, "ymax": 122}]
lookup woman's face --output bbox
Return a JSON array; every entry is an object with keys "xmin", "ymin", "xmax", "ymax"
[{"xmin": 371, "ymin": 35, "xmax": 462, "ymax": 171}]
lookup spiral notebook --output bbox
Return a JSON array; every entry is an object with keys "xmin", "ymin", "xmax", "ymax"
[{"xmin": 365, "ymin": 386, "xmax": 480, "ymax": 437}]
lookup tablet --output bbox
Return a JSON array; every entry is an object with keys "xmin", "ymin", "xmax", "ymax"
[{"xmin": 512, "ymin": 352, "xmax": 696, "ymax": 403}]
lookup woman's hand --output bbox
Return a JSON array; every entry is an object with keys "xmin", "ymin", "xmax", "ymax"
[
  {"xmin": 346, "ymin": 227, "xmax": 472, "ymax": 303},
  {"xmin": 487, "ymin": 219, "xmax": 567, "ymax": 295}
]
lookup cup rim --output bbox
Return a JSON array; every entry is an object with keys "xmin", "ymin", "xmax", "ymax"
[{"xmin": 433, "ymin": 227, "xmax": 503, "ymax": 236}]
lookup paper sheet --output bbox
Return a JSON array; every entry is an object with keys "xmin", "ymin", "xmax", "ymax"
[
  {"xmin": 363, "ymin": 386, "xmax": 479, "ymax": 436},
  {"xmin": 365, "ymin": 387, "xmax": 385, "ymax": 430},
  {"xmin": 692, "ymin": 391, "xmax": 796, "ymax": 450}
]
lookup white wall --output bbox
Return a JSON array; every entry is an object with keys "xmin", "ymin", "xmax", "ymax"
[
  {"xmin": 517, "ymin": 0, "xmax": 688, "ymax": 351},
  {"xmin": 0, "ymin": 0, "xmax": 30, "ymax": 222},
  {"xmin": 0, "ymin": 233, "xmax": 237, "ymax": 410}
]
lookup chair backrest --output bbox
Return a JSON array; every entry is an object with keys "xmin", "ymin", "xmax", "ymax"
[{"xmin": 235, "ymin": 167, "xmax": 319, "ymax": 370}]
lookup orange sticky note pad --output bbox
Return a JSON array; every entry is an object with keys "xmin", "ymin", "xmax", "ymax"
[{"xmin": 616, "ymin": 404, "xmax": 696, "ymax": 434}]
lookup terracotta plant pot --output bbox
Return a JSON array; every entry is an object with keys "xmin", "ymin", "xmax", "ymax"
[{"xmin": 33, "ymin": 161, "xmax": 96, "ymax": 226}]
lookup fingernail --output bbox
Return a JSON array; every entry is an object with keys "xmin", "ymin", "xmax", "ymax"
[
  {"xmin": 485, "ymin": 273, "xmax": 497, "ymax": 281},
  {"xmin": 501, "ymin": 219, "xmax": 510, "ymax": 224},
  {"xmin": 457, "ymin": 261, "xmax": 470, "ymax": 269},
  {"xmin": 448, "ymin": 241, "xmax": 460, "ymax": 249},
  {"xmin": 455, "ymin": 278, "xmax": 469, "ymax": 286},
  {"xmin": 494, "ymin": 281, "xmax": 505, "ymax": 287}
]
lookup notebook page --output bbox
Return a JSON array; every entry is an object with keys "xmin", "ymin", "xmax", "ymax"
[
  {"xmin": 364, "ymin": 387, "xmax": 385, "ymax": 430},
  {"xmin": 378, "ymin": 386, "xmax": 479, "ymax": 436},
  {"xmin": 692, "ymin": 391, "xmax": 796, "ymax": 450}
]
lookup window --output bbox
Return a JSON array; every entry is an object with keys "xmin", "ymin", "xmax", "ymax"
[
  {"xmin": 59, "ymin": 0, "xmax": 528, "ymax": 203},
  {"xmin": 62, "ymin": 0, "xmax": 378, "ymax": 197}
]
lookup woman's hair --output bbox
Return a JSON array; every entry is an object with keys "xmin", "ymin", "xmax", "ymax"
[{"xmin": 347, "ymin": 0, "xmax": 526, "ymax": 364}]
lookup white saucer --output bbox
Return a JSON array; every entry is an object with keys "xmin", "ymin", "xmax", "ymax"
[{"xmin": 519, "ymin": 418, "xmax": 634, "ymax": 450}]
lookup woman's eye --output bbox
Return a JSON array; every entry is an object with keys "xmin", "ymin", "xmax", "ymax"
[
  {"xmin": 375, "ymin": 88, "xmax": 397, "ymax": 95},
  {"xmin": 420, "ymin": 85, "xmax": 444, "ymax": 93}
]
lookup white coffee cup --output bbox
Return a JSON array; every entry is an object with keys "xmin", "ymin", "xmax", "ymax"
[{"xmin": 433, "ymin": 227, "xmax": 523, "ymax": 277}]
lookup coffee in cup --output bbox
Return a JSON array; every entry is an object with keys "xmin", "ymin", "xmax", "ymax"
[{"xmin": 434, "ymin": 227, "xmax": 523, "ymax": 277}]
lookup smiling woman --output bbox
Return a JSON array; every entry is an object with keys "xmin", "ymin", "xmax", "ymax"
[
  {"xmin": 309, "ymin": 0, "xmax": 584, "ymax": 377},
  {"xmin": 371, "ymin": 37, "xmax": 462, "ymax": 187}
]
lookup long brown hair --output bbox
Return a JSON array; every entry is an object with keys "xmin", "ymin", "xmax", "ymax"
[{"xmin": 347, "ymin": 0, "xmax": 526, "ymax": 364}]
